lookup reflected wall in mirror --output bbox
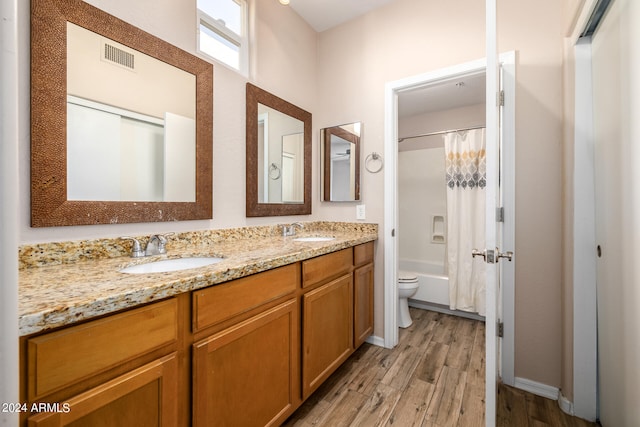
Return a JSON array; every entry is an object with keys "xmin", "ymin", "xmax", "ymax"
[
  {"xmin": 66, "ymin": 23, "xmax": 196, "ymax": 202},
  {"xmin": 256, "ymin": 104, "xmax": 304, "ymax": 204},
  {"xmin": 246, "ymin": 83, "xmax": 311, "ymax": 217},
  {"xmin": 31, "ymin": 0, "xmax": 213, "ymax": 226},
  {"xmin": 321, "ymin": 123, "xmax": 361, "ymax": 202}
]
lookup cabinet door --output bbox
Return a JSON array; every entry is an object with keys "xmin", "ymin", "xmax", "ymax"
[
  {"xmin": 302, "ymin": 274, "xmax": 353, "ymax": 399},
  {"xmin": 27, "ymin": 353, "xmax": 178, "ymax": 427},
  {"xmin": 354, "ymin": 263, "xmax": 374, "ymax": 348},
  {"xmin": 193, "ymin": 299, "xmax": 299, "ymax": 427}
]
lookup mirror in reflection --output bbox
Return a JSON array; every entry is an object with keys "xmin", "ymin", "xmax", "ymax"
[
  {"xmin": 257, "ymin": 103, "xmax": 304, "ymax": 204},
  {"xmin": 321, "ymin": 122, "xmax": 361, "ymax": 202},
  {"xmin": 66, "ymin": 23, "xmax": 196, "ymax": 202}
]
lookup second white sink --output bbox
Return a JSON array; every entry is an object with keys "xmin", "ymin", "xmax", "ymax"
[
  {"xmin": 293, "ymin": 236, "xmax": 335, "ymax": 242},
  {"xmin": 119, "ymin": 257, "xmax": 223, "ymax": 274}
]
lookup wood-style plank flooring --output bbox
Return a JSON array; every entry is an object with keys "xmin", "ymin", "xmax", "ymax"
[
  {"xmin": 497, "ymin": 384, "xmax": 598, "ymax": 427},
  {"xmin": 283, "ymin": 307, "xmax": 598, "ymax": 427}
]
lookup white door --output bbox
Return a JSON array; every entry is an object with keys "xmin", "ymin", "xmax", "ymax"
[
  {"xmin": 483, "ymin": 0, "xmax": 500, "ymax": 424},
  {"xmin": 591, "ymin": 0, "xmax": 640, "ymax": 424},
  {"xmin": 481, "ymin": 57, "xmax": 516, "ymax": 427}
]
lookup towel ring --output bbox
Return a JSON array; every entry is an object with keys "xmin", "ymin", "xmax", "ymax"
[
  {"xmin": 365, "ymin": 152, "xmax": 383, "ymax": 173},
  {"xmin": 269, "ymin": 163, "xmax": 281, "ymax": 180}
]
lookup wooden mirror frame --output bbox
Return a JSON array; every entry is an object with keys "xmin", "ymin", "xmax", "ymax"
[
  {"xmin": 246, "ymin": 83, "xmax": 312, "ymax": 217},
  {"xmin": 322, "ymin": 125, "xmax": 361, "ymax": 202},
  {"xmin": 30, "ymin": 0, "xmax": 213, "ymax": 227}
]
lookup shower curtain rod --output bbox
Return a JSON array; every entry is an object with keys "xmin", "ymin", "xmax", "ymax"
[{"xmin": 398, "ymin": 125, "xmax": 486, "ymax": 142}]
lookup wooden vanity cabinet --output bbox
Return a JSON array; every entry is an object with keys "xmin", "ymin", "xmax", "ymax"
[
  {"xmin": 21, "ymin": 298, "xmax": 181, "ymax": 427},
  {"xmin": 191, "ymin": 264, "xmax": 300, "ymax": 427},
  {"xmin": 20, "ymin": 242, "xmax": 375, "ymax": 427},
  {"xmin": 301, "ymin": 249, "xmax": 354, "ymax": 399},
  {"xmin": 353, "ymin": 242, "xmax": 375, "ymax": 348}
]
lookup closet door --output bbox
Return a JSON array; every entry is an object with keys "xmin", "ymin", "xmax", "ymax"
[{"xmin": 591, "ymin": 0, "xmax": 640, "ymax": 424}]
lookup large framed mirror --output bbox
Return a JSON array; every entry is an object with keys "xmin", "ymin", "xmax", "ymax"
[
  {"xmin": 31, "ymin": 0, "xmax": 213, "ymax": 227},
  {"xmin": 246, "ymin": 83, "xmax": 312, "ymax": 217},
  {"xmin": 321, "ymin": 122, "xmax": 361, "ymax": 202}
]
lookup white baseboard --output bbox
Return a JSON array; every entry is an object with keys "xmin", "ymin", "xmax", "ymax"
[
  {"xmin": 514, "ymin": 377, "xmax": 559, "ymax": 400},
  {"xmin": 365, "ymin": 335, "xmax": 385, "ymax": 348},
  {"xmin": 558, "ymin": 391, "xmax": 575, "ymax": 416}
]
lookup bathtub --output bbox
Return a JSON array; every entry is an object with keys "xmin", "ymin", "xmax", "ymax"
[{"xmin": 399, "ymin": 259, "xmax": 449, "ymax": 306}]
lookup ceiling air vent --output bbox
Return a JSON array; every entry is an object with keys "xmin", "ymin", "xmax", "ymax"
[{"xmin": 102, "ymin": 41, "xmax": 135, "ymax": 71}]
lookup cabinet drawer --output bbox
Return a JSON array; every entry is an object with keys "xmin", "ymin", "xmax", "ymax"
[
  {"xmin": 354, "ymin": 242, "xmax": 374, "ymax": 267},
  {"xmin": 193, "ymin": 263, "xmax": 299, "ymax": 332},
  {"xmin": 27, "ymin": 298, "xmax": 178, "ymax": 400},
  {"xmin": 27, "ymin": 353, "xmax": 178, "ymax": 427},
  {"xmin": 302, "ymin": 249, "xmax": 352, "ymax": 289}
]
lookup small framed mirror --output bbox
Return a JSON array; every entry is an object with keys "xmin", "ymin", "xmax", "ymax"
[
  {"xmin": 321, "ymin": 122, "xmax": 361, "ymax": 202},
  {"xmin": 246, "ymin": 83, "xmax": 312, "ymax": 217}
]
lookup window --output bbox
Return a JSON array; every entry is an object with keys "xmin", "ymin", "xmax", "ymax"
[{"xmin": 197, "ymin": 0, "xmax": 248, "ymax": 74}]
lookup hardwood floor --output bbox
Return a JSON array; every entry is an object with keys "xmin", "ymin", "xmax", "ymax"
[
  {"xmin": 497, "ymin": 384, "xmax": 598, "ymax": 427},
  {"xmin": 283, "ymin": 307, "xmax": 598, "ymax": 427}
]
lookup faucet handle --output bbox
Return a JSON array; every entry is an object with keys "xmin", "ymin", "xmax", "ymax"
[
  {"xmin": 282, "ymin": 223, "xmax": 304, "ymax": 237},
  {"xmin": 120, "ymin": 237, "xmax": 145, "ymax": 258},
  {"xmin": 156, "ymin": 232, "xmax": 174, "ymax": 253},
  {"xmin": 146, "ymin": 232, "xmax": 174, "ymax": 255},
  {"xmin": 281, "ymin": 224, "xmax": 292, "ymax": 236}
]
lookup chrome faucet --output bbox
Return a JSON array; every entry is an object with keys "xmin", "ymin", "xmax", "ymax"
[
  {"xmin": 121, "ymin": 233, "xmax": 173, "ymax": 257},
  {"xmin": 282, "ymin": 222, "xmax": 304, "ymax": 237},
  {"xmin": 145, "ymin": 234, "xmax": 169, "ymax": 256}
]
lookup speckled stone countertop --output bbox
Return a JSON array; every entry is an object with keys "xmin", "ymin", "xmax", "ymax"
[{"xmin": 19, "ymin": 222, "xmax": 377, "ymax": 337}]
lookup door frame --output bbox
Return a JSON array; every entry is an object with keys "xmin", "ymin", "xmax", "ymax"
[
  {"xmin": 382, "ymin": 52, "xmax": 516, "ymax": 380},
  {"xmin": 0, "ymin": 0, "xmax": 20, "ymax": 422}
]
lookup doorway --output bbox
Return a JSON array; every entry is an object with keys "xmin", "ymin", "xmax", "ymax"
[{"xmin": 383, "ymin": 51, "xmax": 516, "ymax": 418}]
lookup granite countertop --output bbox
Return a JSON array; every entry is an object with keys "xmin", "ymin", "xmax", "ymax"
[{"xmin": 19, "ymin": 223, "xmax": 377, "ymax": 337}]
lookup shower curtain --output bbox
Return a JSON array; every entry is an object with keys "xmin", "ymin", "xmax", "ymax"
[{"xmin": 444, "ymin": 128, "xmax": 486, "ymax": 315}]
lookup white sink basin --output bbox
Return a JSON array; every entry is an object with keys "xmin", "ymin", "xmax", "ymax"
[
  {"xmin": 119, "ymin": 257, "xmax": 224, "ymax": 274},
  {"xmin": 292, "ymin": 236, "xmax": 335, "ymax": 242}
]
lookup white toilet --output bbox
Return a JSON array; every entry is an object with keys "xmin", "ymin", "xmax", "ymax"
[{"xmin": 398, "ymin": 271, "xmax": 419, "ymax": 328}]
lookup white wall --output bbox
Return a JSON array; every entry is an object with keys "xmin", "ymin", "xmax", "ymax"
[
  {"xmin": 498, "ymin": 2, "xmax": 566, "ymax": 388},
  {"xmin": 397, "ymin": 104, "xmax": 485, "ymax": 267},
  {"xmin": 67, "ymin": 22, "xmax": 195, "ymax": 120},
  {"xmin": 398, "ymin": 147, "xmax": 447, "ymax": 265}
]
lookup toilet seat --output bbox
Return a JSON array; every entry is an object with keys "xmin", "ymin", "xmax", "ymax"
[{"xmin": 398, "ymin": 271, "xmax": 418, "ymax": 283}]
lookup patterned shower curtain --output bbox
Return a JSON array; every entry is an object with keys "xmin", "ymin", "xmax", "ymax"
[{"xmin": 444, "ymin": 128, "xmax": 486, "ymax": 315}]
